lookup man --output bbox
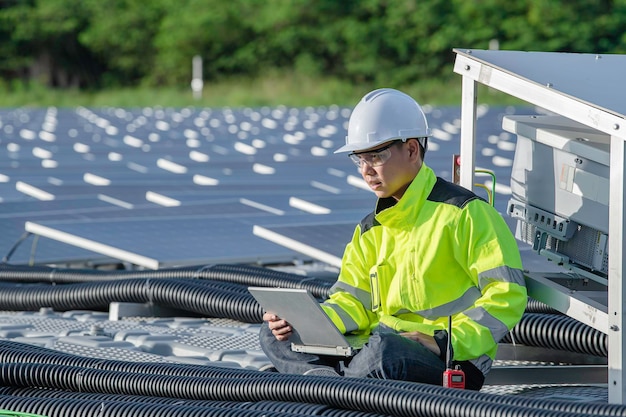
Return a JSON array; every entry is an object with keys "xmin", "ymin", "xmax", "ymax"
[{"xmin": 259, "ymin": 88, "xmax": 527, "ymax": 390}]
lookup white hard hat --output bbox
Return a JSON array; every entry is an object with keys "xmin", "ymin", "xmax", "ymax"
[{"xmin": 335, "ymin": 88, "xmax": 431, "ymax": 154}]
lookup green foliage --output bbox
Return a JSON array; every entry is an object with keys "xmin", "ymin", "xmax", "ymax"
[
  {"xmin": 1, "ymin": 0, "xmax": 625, "ymax": 91},
  {"xmin": 0, "ymin": 0, "xmax": 99, "ymax": 86},
  {"xmin": 78, "ymin": 0, "xmax": 167, "ymax": 86},
  {"xmin": 150, "ymin": 0, "xmax": 262, "ymax": 85}
]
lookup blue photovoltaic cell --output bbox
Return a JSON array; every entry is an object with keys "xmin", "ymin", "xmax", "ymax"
[{"xmin": 26, "ymin": 214, "xmax": 347, "ymax": 268}]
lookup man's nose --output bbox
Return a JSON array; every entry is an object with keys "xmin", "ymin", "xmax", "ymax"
[{"xmin": 360, "ymin": 161, "xmax": 375, "ymax": 175}]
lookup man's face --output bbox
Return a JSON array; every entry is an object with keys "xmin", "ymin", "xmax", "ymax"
[{"xmin": 351, "ymin": 140, "xmax": 422, "ymax": 201}]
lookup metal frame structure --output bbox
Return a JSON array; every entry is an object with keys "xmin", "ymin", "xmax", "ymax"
[{"xmin": 453, "ymin": 48, "xmax": 626, "ymax": 403}]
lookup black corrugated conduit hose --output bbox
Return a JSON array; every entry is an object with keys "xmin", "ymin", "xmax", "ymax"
[
  {"xmin": 0, "ymin": 361, "xmax": 624, "ymax": 417},
  {"xmin": 0, "ymin": 340, "xmax": 263, "ymax": 378},
  {"xmin": 0, "ymin": 341, "xmax": 619, "ymax": 417},
  {"xmin": 502, "ymin": 313, "xmax": 607, "ymax": 357},
  {"xmin": 0, "ymin": 393, "xmax": 321, "ymax": 417},
  {"xmin": 0, "ymin": 387, "xmax": 344, "ymax": 416},
  {"xmin": 0, "ymin": 278, "xmax": 264, "ymax": 323},
  {"xmin": 0, "ymin": 386, "xmax": 223, "ymax": 406},
  {"xmin": 0, "ymin": 263, "xmax": 334, "ymax": 298},
  {"xmin": 0, "ymin": 390, "xmax": 379, "ymax": 417},
  {"xmin": 525, "ymin": 297, "xmax": 561, "ymax": 314}
]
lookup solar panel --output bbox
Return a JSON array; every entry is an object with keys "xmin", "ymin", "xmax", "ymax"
[
  {"xmin": 253, "ymin": 222, "xmax": 354, "ymax": 268},
  {"xmin": 25, "ymin": 215, "xmax": 301, "ymax": 269}
]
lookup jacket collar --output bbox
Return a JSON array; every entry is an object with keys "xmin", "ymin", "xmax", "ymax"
[{"xmin": 375, "ymin": 163, "xmax": 437, "ymax": 228}]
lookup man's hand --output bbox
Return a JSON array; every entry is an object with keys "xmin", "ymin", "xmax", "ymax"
[
  {"xmin": 400, "ymin": 331, "xmax": 441, "ymax": 356},
  {"xmin": 263, "ymin": 312, "xmax": 293, "ymax": 341}
]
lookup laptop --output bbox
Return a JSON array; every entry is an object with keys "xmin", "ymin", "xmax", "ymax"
[{"xmin": 248, "ymin": 286, "xmax": 369, "ymax": 357}]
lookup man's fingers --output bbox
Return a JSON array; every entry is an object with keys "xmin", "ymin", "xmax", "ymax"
[
  {"xmin": 263, "ymin": 312, "xmax": 279, "ymax": 321},
  {"xmin": 268, "ymin": 318, "xmax": 290, "ymax": 332},
  {"xmin": 262, "ymin": 312, "xmax": 292, "ymax": 340}
]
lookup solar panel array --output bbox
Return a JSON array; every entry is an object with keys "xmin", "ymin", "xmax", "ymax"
[{"xmin": 0, "ymin": 104, "xmax": 543, "ymax": 269}]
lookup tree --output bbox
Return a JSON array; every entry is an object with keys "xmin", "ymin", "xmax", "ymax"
[
  {"xmin": 78, "ymin": 0, "xmax": 168, "ymax": 87},
  {"xmin": 150, "ymin": 0, "xmax": 261, "ymax": 85},
  {"xmin": 0, "ymin": 0, "xmax": 98, "ymax": 88}
]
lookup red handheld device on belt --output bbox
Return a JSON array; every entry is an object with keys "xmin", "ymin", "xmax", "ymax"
[
  {"xmin": 443, "ymin": 366, "xmax": 466, "ymax": 388},
  {"xmin": 442, "ymin": 315, "xmax": 465, "ymax": 389}
]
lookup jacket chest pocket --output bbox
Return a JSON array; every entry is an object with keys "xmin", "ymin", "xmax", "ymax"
[{"xmin": 369, "ymin": 264, "xmax": 392, "ymax": 312}]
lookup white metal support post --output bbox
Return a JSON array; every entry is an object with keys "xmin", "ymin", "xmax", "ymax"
[
  {"xmin": 609, "ymin": 134, "xmax": 626, "ymax": 403},
  {"xmin": 191, "ymin": 55, "xmax": 204, "ymax": 100},
  {"xmin": 459, "ymin": 74, "xmax": 477, "ymax": 190}
]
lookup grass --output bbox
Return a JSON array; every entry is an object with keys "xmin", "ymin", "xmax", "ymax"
[{"xmin": 0, "ymin": 73, "xmax": 528, "ymax": 109}]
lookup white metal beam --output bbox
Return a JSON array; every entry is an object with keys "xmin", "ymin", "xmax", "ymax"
[
  {"xmin": 459, "ymin": 74, "xmax": 477, "ymax": 190},
  {"xmin": 609, "ymin": 134, "xmax": 626, "ymax": 402},
  {"xmin": 453, "ymin": 52, "xmax": 625, "ymax": 139}
]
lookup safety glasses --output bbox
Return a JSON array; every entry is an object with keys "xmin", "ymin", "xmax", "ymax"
[{"xmin": 348, "ymin": 141, "xmax": 398, "ymax": 169}]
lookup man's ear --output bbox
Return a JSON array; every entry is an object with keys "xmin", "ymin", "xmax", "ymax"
[{"xmin": 407, "ymin": 138, "xmax": 421, "ymax": 162}]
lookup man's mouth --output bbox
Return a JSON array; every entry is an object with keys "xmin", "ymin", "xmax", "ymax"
[{"xmin": 368, "ymin": 180, "xmax": 382, "ymax": 190}]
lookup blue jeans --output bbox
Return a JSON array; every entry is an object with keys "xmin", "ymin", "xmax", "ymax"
[{"xmin": 258, "ymin": 323, "xmax": 447, "ymax": 384}]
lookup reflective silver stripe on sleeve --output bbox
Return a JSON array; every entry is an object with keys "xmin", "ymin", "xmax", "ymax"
[
  {"xmin": 464, "ymin": 306, "xmax": 509, "ymax": 343},
  {"xmin": 329, "ymin": 282, "xmax": 372, "ymax": 311},
  {"xmin": 470, "ymin": 354, "xmax": 493, "ymax": 375},
  {"xmin": 412, "ymin": 286, "xmax": 481, "ymax": 320},
  {"xmin": 323, "ymin": 302, "xmax": 360, "ymax": 333},
  {"xmin": 478, "ymin": 266, "xmax": 525, "ymax": 290}
]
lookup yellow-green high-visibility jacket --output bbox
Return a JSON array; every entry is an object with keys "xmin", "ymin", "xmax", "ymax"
[{"xmin": 321, "ymin": 164, "xmax": 527, "ymax": 375}]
